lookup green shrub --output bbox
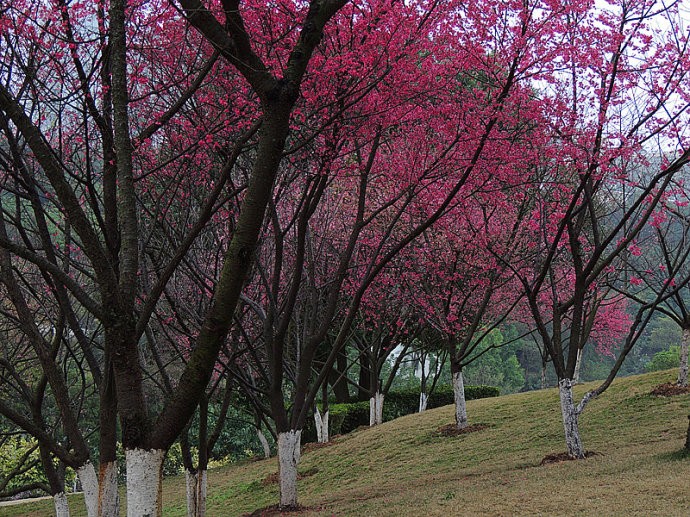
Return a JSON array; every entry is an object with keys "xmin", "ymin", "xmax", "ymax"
[
  {"xmin": 304, "ymin": 384, "xmax": 499, "ymax": 441},
  {"xmin": 645, "ymin": 346, "xmax": 680, "ymax": 372}
]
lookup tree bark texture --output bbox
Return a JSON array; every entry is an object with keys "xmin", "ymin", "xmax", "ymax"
[
  {"xmin": 573, "ymin": 348, "xmax": 583, "ymax": 384},
  {"xmin": 185, "ymin": 469, "xmax": 207, "ymax": 517},
  {"xmin": 257, "ymin": 428, "xmax": 271, "ymax": 458},
  {"xmin": 369, "ymin": 392, "xmax": 384, "ymax": 426},
  {"xmin": 278, "ymin": 431, "xmax": 301, "ymax": 508},
  {"xmin": 76, "ymin": 462, "xmax": 99, "ymax": 517},
  {"xmin": 185, "ymin": 470, "xmax": 197, "ymax": 517},
  {"xmin": 419, "ymin": 392, "xmax": 428, "ymax": 413},
  {"xmin": 53, "ymin": 492, "xmax": 70, "ymax": 517},
  {"xmin": 125, "ymin": 448, "xmax": 165, "ymax": 517},
  {"xmin": 453, "ymin": 370, "xmax": 468, "ymax": 430},
  {"xmin": 558, "ymin": 378, "xmax": 585, "ymax": 459},
  {"xmin": 314, "ymin": 409, "xmax": 329, "ymax": 443},
  {"xmin": 98, "ymin": 461, "xmax": 119, "ymax": 517}
]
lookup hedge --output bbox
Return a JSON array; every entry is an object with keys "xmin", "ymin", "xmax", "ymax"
[{"xmin": 305, "ymin": 384, "xmax": 500, "ymax": 438}]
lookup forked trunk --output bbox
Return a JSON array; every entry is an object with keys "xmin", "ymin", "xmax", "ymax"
[
  {"xmin": 76, "ymin": 462, "xmax": 98, "ymax": 517},
  {"xmin": 573, "ymin": 349, "xmax": 583, "ymax": 384},
  {"xmin": 257, "ymin": 428, "xmax": 271, "ymax": 458},
  {"xmin": 369, "ymin": 392, "xmax": 384, "ymax": 426},
  {"xmin": 452, "ymin": 370, "xmax": 468, "ymax": 429},
  {"xmin": 418, "ymin": 392, "xmax": 428, "ymax": 413},
  {"xmin": 125, "ymin": 448, "xmax": 165, "ymax": 517},
  {"xmin": 185, "ymin": 469, "xmax": 207, "ymax": 517},
  {"xmin": 278, "ymin": 430, "xmax": 301, "ymax": 508},
  {"xmin": 53, "ymin": 492, "xmax": 70, "ymax": 517},
  {"xmin": 558, "ymin": 378, "xmax": 585, "ymax": 459},
  {"xmin": 314, "ymin": 409, "xmax": 329, "ymax": 443},
  {"xmin": 678, "ymin": 328, "xmax": 689, "ymax": 387},
  {"xmin": 97, "ymin": 461, "xmax": 119, "ymax": 516}
]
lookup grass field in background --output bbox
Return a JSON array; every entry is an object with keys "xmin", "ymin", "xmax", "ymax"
[{"xmin": 3, "ymin": 369, "xmax": 689, "ymax": 516}]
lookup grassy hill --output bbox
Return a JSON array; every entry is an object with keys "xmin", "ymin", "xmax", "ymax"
[{"xmin": 3, "ymin": 370, "xmax": 689, "ymax": 516}]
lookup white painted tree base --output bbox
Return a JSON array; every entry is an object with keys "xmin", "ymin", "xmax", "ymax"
[
  {"xmin": 453, "ymin": 371, "xmax": 468, "ymax": 429},
  {"xmin": 419, "ymin": 392, "xmax": 428, "ymax": 413},
  {"xmin": 185, "ymin": 470, "xmax": 207, "ymax": 517},
  {"xmin": 76, "ymin": 462, "xmax": 98, "ymax": 517},
  {"xmin": 559, "ymin": 378, "xmax": 585, "ymax": 459},
  {"xmin": 98, "ymin": 461, "xmax": 119, "ymax": 516},
  {"xmin": 185, "ymin": 470, "xmax": 197, "ymax": 517},
  {"xmin": 125, "ymin": 448, "xmax": 165, "ymax": 517},
  {"xmin": 278, "ymin": 431, "xmax": 301, "ymax": 508},
  {"xmin": 196, "ymin": 470, "xmax": 207, "ymax": 517},
  {"xmin": 314, "ymin": 409, "xmax": 329, "ymax": 443},
  {"xmin": 369, "ymin": 392, "xmax": 384, "ymax": 426},
  {"xmin": 54, "ymin": 492, "xmax": 70, "ymax": 517},
  {"xmin": 257, "ymin": 428, "xmax": 271, "ymax": 458}
]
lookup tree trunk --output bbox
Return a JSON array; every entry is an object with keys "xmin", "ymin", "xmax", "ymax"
[
  {"xmin": 125, "ymin": 448, "xmax": 165, "ymax": 517},
  {"xmin": 98, "ymin": 461, "xmax": 119, "ymax": 516},
  {"xmin": 76, "ymin": 462, "xmax": 99, "ymax": 517},
  {"xmin": 53, "ymin": 492, "xmax": 70, "ymax": 517},
  {"xmin": 678, "ymin": 327, "xmax": 689, "ymax": 387},
  {"xmin": 357, "ymin": 354, "xmax": 370, "ymax": 401},
  {"xmin": 314, "ymin": 408, "xmax": 329, "ymax": 443},
  {"xmin": 196, "ymin": 469, "xmax": 207, "ymax": 517},
  {"xmin": 277, "ymin": 430, "xmax": 301, "ymax": 509},
  {"xmin": 185, "ymin": 469, "xmax": 207, "ymax": 517},
  {"xmin": 452, "ymin": 370, "xmax": 468, "ymax": 430},
  {"xmin": 573, "ymin": 348, "xmax": 583, "ymax": 384},
  {"xmin": 558, "ymin": 378, "xmax": 585, "ymax": 459},
  {"xmin": 685, "ymin": 414, "xmax": 690, "ymax": 451},
  {"xmin": 185, "ymin": 470, "xmax": 197, "ymax": 517},
  {"xmin": 418, "ymin": 392, "xmax": 428, "ymax": 413},
  {"xmin": 257, "ymin": 427, "xmax": 271, "ymax": 458},
  {"xmin": 330, "ymin": 348, "xmax": 350, "ymax": 403},
  {"xmin": 369, "ymin": 392, "xmax": 384, "ymax": 426}
]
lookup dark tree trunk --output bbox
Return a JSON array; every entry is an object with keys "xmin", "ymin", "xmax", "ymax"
[
  {"xmin": 357, "ymin": 352, "xmax": 370, "ymax": 401},
  {"xmin": 330, "ymin": 347, "xmax": 350, "ymax": 403}
]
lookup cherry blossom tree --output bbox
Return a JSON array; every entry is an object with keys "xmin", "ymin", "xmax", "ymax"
[
  {"xmin": 504, "ymin": 0, "xmax": 690, "ymax": 458},
  {"xmin": 1, "ymin": 0, "xmax": 350, "ymax": 513}
]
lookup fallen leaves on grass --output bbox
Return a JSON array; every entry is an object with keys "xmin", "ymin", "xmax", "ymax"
[
  {"xmin": 302, "ymin": 440, "xmax": 336, "ymax": 454},
  {"xmin": 242, "ymin": 503, "xmax": 323, "ymax": 516},
  {"xmin": 650, "ymin": 383, "xmax": 690, "ymax": 397},
  {"xmin": 262, "ymin": 467, "xmax": 319, "ymax": 486},
  {"xmin": 540, "ymin": 451, "xmax": 600, "ymax": 465},
  {"xmin": 436, "ymin": 423, "xmax": 489, "ymax": 437}
]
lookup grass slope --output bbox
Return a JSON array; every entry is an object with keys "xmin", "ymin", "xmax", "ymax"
[{"xmin": 3, "ymin": 370, "xmax": 689, "ymax": 516}]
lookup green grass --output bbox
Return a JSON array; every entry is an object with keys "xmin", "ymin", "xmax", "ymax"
[{"xmin": 2, "ymin": 370, "xmax": 689, "ymax": 516}]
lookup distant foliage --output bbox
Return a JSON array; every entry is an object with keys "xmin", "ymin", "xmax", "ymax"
[
  {"xmin": 645, "ymin": 347, "xmax": 681, "ymax": 373},
  {"xmin": 320, "ymin": 385, "xmax": 500, "ymax": 437}
]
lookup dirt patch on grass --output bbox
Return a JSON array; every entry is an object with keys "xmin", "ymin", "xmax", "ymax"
[
  {"xmin": 540, "ymin": 451, "xmax": 600, "ymax": 465},
  {"xmin": 261, "ymin": 467, "xmax": 319, "ymax": 486},
  {"xmin": 242, "ymin": 504, "xmax": 323, "ymax": 516},
  {"xmin": 436, "ymin": 423, "xmax": 489, "ymax": 437},
  {"xmin": 302, "ymin": 440, "xmax": 336, "ymax": 454},
  {"xmin": 650, "ymin": 383, "xmax": 690, "ymax": 397}
]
